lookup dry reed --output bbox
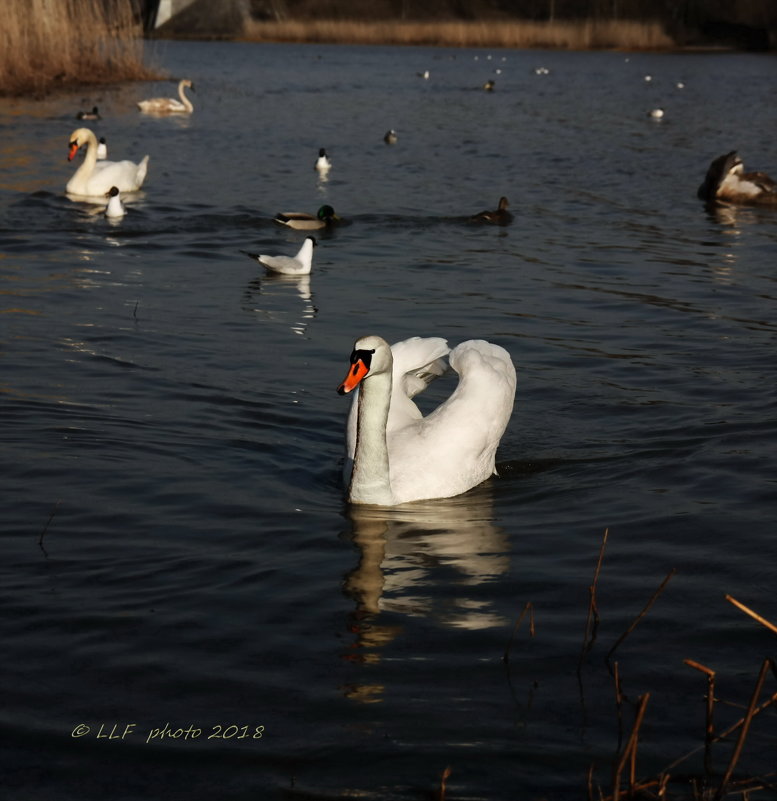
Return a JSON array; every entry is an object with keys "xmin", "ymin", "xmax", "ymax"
[
  {"xmin": 573, "ymin": 532, "xmax": 774, "ymax": 799},
  {"xmin": 0, "ymin": 0, "xmax": 158, "ymax": 97},
  {"xmin": 242, "ymin": 18, "xmax": 675, "ymax": 51}
]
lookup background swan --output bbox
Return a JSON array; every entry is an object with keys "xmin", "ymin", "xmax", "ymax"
[
  {"xmin": 66, "ymin": 128, "xmax": 149, "ymax": 199},
  {"xmin": 337, "ymin": 335, "xmax": 516, "ymax": 506},
  {"xmin": 241, "ymin": 236, "xmax": 316, "ymax": 275},
  {"xmin": 137, "ymin": 79, "xmax": 194, "ymax": 114}
]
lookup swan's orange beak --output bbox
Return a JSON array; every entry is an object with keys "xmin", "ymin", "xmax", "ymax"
[
  {"xmin": 337, "ymin": 357, "xmax": 370, "ymax": 395},
  {"xmin": 68, "ymin": 141, "xmax": 79, "ymax": 161}
]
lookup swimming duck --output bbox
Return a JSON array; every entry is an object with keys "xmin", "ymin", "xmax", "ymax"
[
  {"xmin": 273, "ymin": 205, "xmax": 340, "ymax": 230},
  {"xmin": 104, "ymin": 186, "xmax": 126, "ymax": 219},
  {"xmin": 384, "ymin": 129, "xmax": 398, "ymax": 145},
  {"xmin": 337, "ymin": 335, "xmax": 516, "ymax": 506},
  {"xmin": 648, "ymin": 108, "xmax": 664, "ymax": 120},
  {"xmin": 483, "ymin": 80, "xmax": 495, "ymax": 91},
  {"xmin": 469, "ymin": 196, "xmax": 513, "ymax": 226},
  {"xmin": 66, "ymin": 128, "xmax": 149, "ymax": 199},
  {"xmin": 96, "ymin": 136, "xmax": 108, "ymax": 160},
  {"xmin": 314, "ymin": 148, "xmax": 331, "ymax": 173},
  {"xmin": 77, "ymin": 106, "xmax": 100, "ymax": 120},
  {"xmin": 697, "ymin": 151, "xmax": 777, "ymax": 206},
  {"xmin": 241, "ymin": 236, "xmax": 317, "ymax": 276},
  {"xmin": 137, "ymin": 79, "xmax": 195, "ymax": 114}
]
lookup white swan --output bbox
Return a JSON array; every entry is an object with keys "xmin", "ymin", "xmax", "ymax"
[
  {"xmin": 337, "ymin": 335, "xmax": 516, "ymax": 506},
  {"xmin": 137, "ymin": 79, "xmax": 194, "ymax": 114},
  {"xmin": 104, "ymin": 187, "xmax": 126, "ymax": 219},
  {"xmin": 240, "ymin": 236, "xmax": 317, "ymax": 275},
  {"xmin": 66, "ymin": 128, "xmax": 149, "ymax": 199}
]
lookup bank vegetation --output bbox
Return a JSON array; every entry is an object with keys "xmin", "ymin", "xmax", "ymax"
[
  {"xmin": 243, "ymin": 17, "xmax": 674, "ymax": 49},
  {"xmin": 0, "ymin": 0, "xmax": 157, "ymax": 97}
]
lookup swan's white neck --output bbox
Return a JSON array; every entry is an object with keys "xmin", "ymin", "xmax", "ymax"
[
  {"xmin": 178, "ymin": 81, "xmax": 194, "ymax": 112},
  {"xmin": 349, "ymin": 368, "xmax": 394, "ymax": 505},
  {"xmin": 67, "ymin": 130, "xmax": 98, "ymax": 194}
]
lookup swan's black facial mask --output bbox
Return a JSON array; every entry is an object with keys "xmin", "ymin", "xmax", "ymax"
[
  {"xmin": 350, "ymin": 349, "xmax": 374, "ymax": 370},
  {"xmin": 337, "ymin": 348, "xmax": 375, "ymax": 395}
]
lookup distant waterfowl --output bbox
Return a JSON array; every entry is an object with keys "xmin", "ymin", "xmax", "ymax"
[
  {"xmin": 644, "ymin": 74, "xmax": 652, "ymax": 82},
  {"xmin": 676, "ymin": 82, "xmax": 685, "ymax": 89},
  {"xmin": 648, "ymin": 108, "xmax": 665, "ymax": 120},
  {"xmin": 697, "ymin": 151, "xmax": 777, "ymax": 206},
  {"xmin": 384, "ymin": 129, "xmax": 398, "ymax": 145},
  {"xmin": 469, "ymin": 196, "xmax": 513, "ymax": 226},
  {"xmin": 273, "ymin": 205, "xmax": 340, "ymax": 230},
  {"xmin": 96, "ymin": 136, "xmax": 108, "ymax": 160},
  {"xmin": 241, "ymin": 236, "xmax": 317, "ymax": 276},
  {"xmin": 314, "ymin": 148, "xmax": 331, "ymax": 173},
  {"xmin": 337, "ymin": 335, "xmax": 516, "ymax": 506},
  {"xmin": 483, "ymin": 80, "xmax": 495, "ymax": 91},
  {"xmin": 77, "ymin": 106, "xmax": 100, "ymax": 120},
  {"xmin": 137, "ymin": 79, "xmax": 194, "ymax": 114},
  {"xmin": 66, "ymin": 128, "xmax": 149, "ymax": 199},
  {"xmin": 104, "ymin": 187, "xmax": 126, "ymax": 219},
  {"xmin": 533, "ymin": 66, "xmax": 550, "ymax": 75},
  {"xmin": 417, "ymin": 70, "xmax": 430, "ymax": 79}
]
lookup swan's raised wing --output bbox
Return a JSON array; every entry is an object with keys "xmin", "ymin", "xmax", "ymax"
[
  {"xmin": 386, "ymin": 340, "xmax": 516, "ymax": 502},
  {"xmin": 390, "ymin": 335, "xmax": 449, "ymax": 400}
]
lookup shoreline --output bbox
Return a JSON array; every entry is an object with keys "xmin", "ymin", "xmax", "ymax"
[{"xmin": 238, "ymin": 18, "xmax": 678, "ymax": 51}]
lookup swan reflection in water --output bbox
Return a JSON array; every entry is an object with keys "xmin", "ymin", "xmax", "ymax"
[
  {"xmin": 341, "ymin": 486, "xmax": 510, "ymax": 679},
  {"xmin": 242, "ymin": 273, "xmax": 317, "ymax": 336}
]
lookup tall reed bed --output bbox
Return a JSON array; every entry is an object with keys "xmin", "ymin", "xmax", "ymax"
[
  {"xmin": 0, "ymin": 0, "xmax": 157, "ymax": 96},
  {"xmin": 243, "ymin": 18, "xmax": 675, "ymax": 50}
]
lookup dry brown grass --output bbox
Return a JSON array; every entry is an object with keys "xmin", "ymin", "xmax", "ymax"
[
  {"xmin": 242, "ymin": 18, "xmax": 675, "ymax": 50},
  {"xmin": 0, "ymin": 0, "xmax": 159, "ymax": 97}
]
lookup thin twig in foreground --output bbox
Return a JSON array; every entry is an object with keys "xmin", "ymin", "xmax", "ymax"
[
  {"xmin": 38, "ymin": 499, "xmax": 61, "ymax": 556},
  {"xmin": 613, "ymin": 660, "xmax": 625, "ymax": 751},
  {"xmin": 725, "ymin": 594, "xmax": 777, "ymax": 635},
  {"xmin": 662, "ymin": 686, "xmax": 777, "ymax": 774},
  {"xmin": 503, "ymin": 601, "xmax": 534, "ymax": 663},
  {"xmin": 612, "ymin": 693, "xmax": 650, "ymax": 801},
  {"xmin": 713, "ymin": 659, "xmax": 771, "ymax": 801},
  {"xmin": 437, "ymin": 765, "xmax": 451, "ymax": 801},
  {"xmin": 607, "ymin": 568, "xmax": 676, "ymax": 666},
  {"xmin": 684, "ymin": 659, "xmax": 717, "ymax": 776},
  {"xmin": 579, "ymin": 528, "xmax": 609, "ymax": 669}
]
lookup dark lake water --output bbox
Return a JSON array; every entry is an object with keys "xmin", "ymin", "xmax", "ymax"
[{"xmin": 1, "ymin": 40, "xmax": 776, "ymax": 800}]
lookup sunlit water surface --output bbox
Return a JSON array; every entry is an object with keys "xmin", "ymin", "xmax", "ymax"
[{"xmin": 1, "ymin": 41, "xmax": 776, "ymax": 800}]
